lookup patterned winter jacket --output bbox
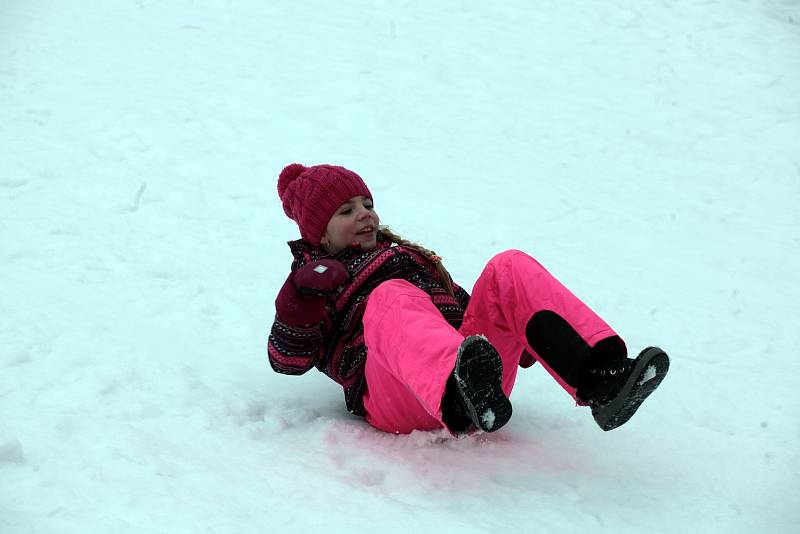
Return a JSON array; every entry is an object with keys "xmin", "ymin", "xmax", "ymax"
[{"xmin": 267, "ymin": 232, "xmax": 471, "ymax": 416}]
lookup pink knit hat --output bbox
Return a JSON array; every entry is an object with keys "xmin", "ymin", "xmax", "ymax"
[{"xmin": 277, "ymin": 163, "xmax": 372, "ymax": 245}]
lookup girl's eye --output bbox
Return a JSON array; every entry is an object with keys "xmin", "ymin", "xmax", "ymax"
[{"xmin": 339, "ymin": 202, "xmax": 373, "ymax": 215}]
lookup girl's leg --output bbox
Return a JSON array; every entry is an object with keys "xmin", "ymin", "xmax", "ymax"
[
  {"xmin": 459, "ymin": 249, "xmax": 624, "ymax": 402},
  {"xmin": 361, "ymin": 279, "xmax": 464, "ymax": 434}
]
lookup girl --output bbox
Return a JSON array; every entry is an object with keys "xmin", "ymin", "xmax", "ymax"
[{"xmin": 268, "ymin": 163, "xmax": 669, "ymax": 435}]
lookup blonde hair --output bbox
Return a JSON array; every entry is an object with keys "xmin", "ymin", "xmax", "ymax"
[{"xmin": 379, "ymin": 226, "xmax": 456, "ymax": 298}]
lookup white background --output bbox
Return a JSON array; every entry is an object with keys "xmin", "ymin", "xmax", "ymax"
[{"xmin": 1, "ymin": 1, "xmax": 799, "ymax": 532}]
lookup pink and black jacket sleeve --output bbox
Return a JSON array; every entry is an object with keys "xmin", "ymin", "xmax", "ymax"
[
  {"xmin": 267, "ymin": 246, "xmax": 330, "ymax": 376},
  {"xmin": 268, "ymin": 318, "xmax": 326, "ymax": 375}
]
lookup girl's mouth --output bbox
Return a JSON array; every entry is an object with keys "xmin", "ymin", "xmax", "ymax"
[{"xmin": 356, "ymin": 226, "xmax": 375, "ymax": 235}]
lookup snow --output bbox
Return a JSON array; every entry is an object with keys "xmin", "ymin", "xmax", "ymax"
[
  {"xmin": 1, "ymin": 1, "xmax": 799, "ymax": 533},
  {"xmin": 481, "ymin": 409, "xmax": 496, "ymax": 431},
  {"xmin": 638, "ymin": 365, "xmax": 657, "ymax": 386}
]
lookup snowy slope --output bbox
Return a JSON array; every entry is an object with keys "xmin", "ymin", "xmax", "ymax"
[{"xmin": 1, "ymin": 1, "xmax": 799, "ymax": 532}]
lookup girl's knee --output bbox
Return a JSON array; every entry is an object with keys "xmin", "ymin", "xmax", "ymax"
[
  {"xmin": 482, "ymin": 249, "xmax": 549, "ymax": 284},
  {"xmin": 488, "ymin": 249, "xmax": 538, "ymax": 268},
  {"xmin": 372, "ymin": 278, "xmax": 421, "ymax": 296},
  {"xmin": 493, "ymin": 249, "xmax": 526, "ymax": 261},
  {"xmin": 368, "ymin": 279, "xmax": 429, "ymax": 307}
]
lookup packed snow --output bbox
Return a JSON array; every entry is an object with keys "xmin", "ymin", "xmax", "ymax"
[
  {"xmin": 638, "ymin": 365, "xmax": 657, "ymax": 386},
  {"xmin": 1, "ymin": 1, "xmax": 799, "ymax": 533},
  {"xmin": 481, "ymin": 409, "xmax": 496, "ymax": 431}
]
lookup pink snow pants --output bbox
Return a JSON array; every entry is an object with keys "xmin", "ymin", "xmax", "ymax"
[{"xmin": 361, "ymin": 250, "xmax": 620, "ymax": 434}]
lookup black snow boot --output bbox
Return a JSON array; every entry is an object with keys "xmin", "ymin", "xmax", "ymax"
[
  {"xmin": 442, "ymin": 335, "xmax": 512, "ymax": 433},
  {"xmin": 576, "ymin": 346, "xmax": 670, "ymax": 431}
]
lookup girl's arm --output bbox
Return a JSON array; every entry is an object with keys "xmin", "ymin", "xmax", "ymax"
[
  {"xmin": 267, "ymin": 260, "xmax": 348, "ymax": 375},
  {"xmin": 451, "ymin": 281, "xmax": 470, "ymax": 310},
  {"xmin": 268, "ymin": 319, "xmax": 325, "ymax": 375}
]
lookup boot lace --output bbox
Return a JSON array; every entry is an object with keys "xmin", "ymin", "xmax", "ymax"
[{"xmin": 579, "ymin": 359, "xmax": 633, "ymax": 406}]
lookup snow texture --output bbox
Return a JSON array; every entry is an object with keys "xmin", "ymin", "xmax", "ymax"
[
  {"xmin": 638, "ymin": 365, "xmax": 658, "ymax": 386},
  {"xmin": 481, "ymin": 409, "xmax": 496, "ymax": 431},
  {"xmin": 1, "ymin": 1, "xmax": 799, "ymax": 533}
]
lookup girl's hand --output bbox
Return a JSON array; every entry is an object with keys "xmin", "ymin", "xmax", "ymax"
[
  {"xmin": 275, "ymin": 260, "xmax": 348, "ymax": 326},
  {"xmin": 293, "ymin": 260, "xmax": 348, "ymax": 297}
]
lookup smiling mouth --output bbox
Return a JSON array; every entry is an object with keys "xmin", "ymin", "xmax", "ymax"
[{"xmin": 356, "ymin": 226, "xmax": 375, "ymax": 235}]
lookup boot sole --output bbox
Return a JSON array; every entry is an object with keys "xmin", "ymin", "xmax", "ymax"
[
  {"xmin": 454, "ymin": 336, "xmax": 512, "ymax": 432},
  {"xmin": 592, "ymin": 347, "xmax": 670, "ymax": 431}
]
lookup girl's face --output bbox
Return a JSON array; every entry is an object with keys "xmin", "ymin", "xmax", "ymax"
[{"xmin": 320, "ymin": 195, "xmax": 380, "ymax": 255}]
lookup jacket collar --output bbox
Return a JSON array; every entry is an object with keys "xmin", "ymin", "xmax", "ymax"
[{"xmin": 287, "ymin": 231, "xmax": 392, "ymax": 266}]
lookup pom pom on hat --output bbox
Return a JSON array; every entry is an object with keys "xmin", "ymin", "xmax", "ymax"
[
  {"xmin": 278, "ymin": 163, "xmax": 308, "ymax": 219},
  {"xmin": 276, "ymin": 163, "xmax": 372, "ymax": 245}
]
